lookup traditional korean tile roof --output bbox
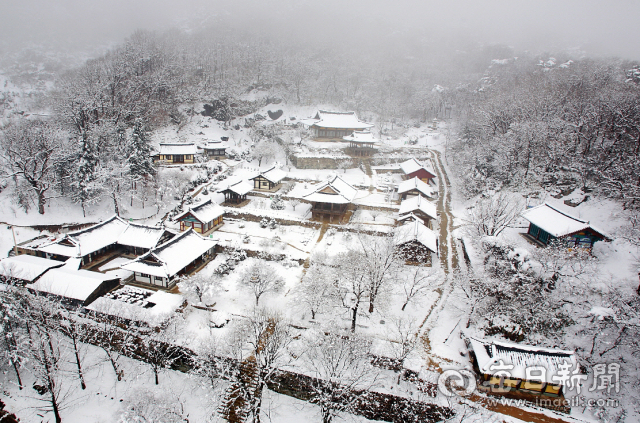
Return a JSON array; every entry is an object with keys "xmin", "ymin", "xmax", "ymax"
[
  {"xmin": 343, "ymin": 130, "xmax": 377, "ymax": 144},
  {"xmin": 31, "ymin": 267, "xmax": 117, "ymax": 302},
  {"xmin": 307, "ymin": 110, "xmax": 373, "ymax": 130},
  {"xmin": 33, "ymin": 217, "xmax": 168, "ymax": 259},
  {"xmin": 397, "ymin": 177, "xmax": 436, "ymax": 198},
  {"xmin": 394, "ymin": 220, "xmax": 437, "ymax": 252},
  {"xmin": 303, "ymin": 175, "xmax": 358, "ymax": 204},
  {"xmin": 398, "ymin": 195, "xmax": 437, "ymax": 221},
  {"xmin": 173, "ymin": 199, "xmax": 224, "ymax": 224},
  {"xmin": 468, "ymin": 337, "xmax": 578, "ymax": 385},
  {"xmin": 251, "ymin": 166, "xmax": 287, "ymax": 184},
  {"xmin": 37, "ymin": 216, "xmax": 129, "ymax": 258},
  {"xmin": 158, "ymin": 143, "xmax": 198, "ymax": 156},
  {"xmin": 399, "ymin": 158, "xmax": 426, "ymax": 175},
  {"xmin": 0, "ymin": 255, "xmax": 64, "ymax": 283},
  {"xmin": 117, "ymin": 223, "xmax": 171, "ymax": 250},
  {"xmin": 218, "ymin": 179, "xmax": 253, "ymax": 196},
  {"xmin": 120, "ymin": 229, "xmax": 215, "ymax": 278},
  {"xmin": 201, "ymin": 140, "xmax": 229, "ymax": 150},
  {"xmin": 521, "ymin": 203, "xmax": 610, "ymax": 239}
]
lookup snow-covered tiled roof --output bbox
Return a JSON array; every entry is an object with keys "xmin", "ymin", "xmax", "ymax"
[
  {"xmin": 521, "ymin": 203, "xmax": 609, "ymax": 238},
  {"xmin": 394, "ymin": 220, "xmax": 437, "ymax": 252},
  {"xmin": 397, "ymin": 177, "xmax": 436, "ymax": 198},
  {"xmin": 35, "ymin": 217, "xmax": 170, "ymax": 259},
  {"xmin": 31, "ymin": 268, "xmax": 117, "ymax": 302},
  {"xmin": 120, "ymin": 229, "xmax": 216, "ymax": 278},
  {"xmin": 399, "ymin": 158, "xmax": 426, "ymax": 175},
  {"xmin": 303, "ymin": 175, "xmax": 358, "ymax": 204},
  {"xmin": 398, "ymin": 195, "xmax": 437, "ymax": 220},
  {"xmin": 38, "ymin": 216, "xmax": 129, "ymax": 258},
  {"xmin": 174, "ymin": 199, "xmax": 224, "ymax": 224},
  {"xmin": 343, "ymin": 130, "xmax": 377, "ymax": 144},
  {"xmin": 86, "ymin": 285, "xmax": 184, "ymax": 327},
  {"xmin": 468, "ymin": 337, "xmax": 578, "ymax": 385},
  {"xmin": 0, "ymin": 255, "xmax": 64, "ymax": 282},
  {"xmin": 158, "ymin": 143, "xmax": 197, "ymax": 156},
  {"xmin": 253, "ymin": 166, "xmax": 287, "ymax": 184},
  {"xmin": 117, "ymin": 223, "xmax": 169, "ymax": 250},
  {"xmin": 201, "ymin": 140, "xmax": 229, "ymax": 150},
  {"xmin": 308, "ymin": 110, "xmax": 373, "ymax": 130},
  {"xmin": 218, "ymin": 180, "xmax": 253, "ymax": 196}
]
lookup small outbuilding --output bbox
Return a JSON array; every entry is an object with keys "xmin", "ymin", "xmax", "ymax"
[
  {"xmin": 397, "ymin": 177, "xmax": 436, "ymax": 201},
  {"xmin": 218, "ymin": 180, "xmax": 253, "ymax": 205},
  {"xmin": 343, "ymin": 131, "xmax": 378, "ymax": 156},
  {"xmin": 394, "ymin": 220, "xmax": 438, "ymax": 265},
  {"xmin": 250, "ymin": 166, "xmax": 287, "ymax": 192},
  {"xmin": 173, "ymin": 199, "xmax": 224, "ymax": 235},
  {"xmin": 201, "ymin": 140, "xmax": 228, "ymax": 160},
  {"xmin": 399, "ymin": 158, "xmax": 436, "ymax": 184},
  {"xmin": 521, "ymin": 203, "xmax": 611, "ymax": 249},
  {"xmin": 155, "ymin": 143, "xmax": 198, "ymax": 164},
  {"xmin": 468, "ymin": 337, "xmax": 578, "ymax": 412},
  {"xmin": 398, "ymin": 195, "xmax": 438, "ymax": 229}
]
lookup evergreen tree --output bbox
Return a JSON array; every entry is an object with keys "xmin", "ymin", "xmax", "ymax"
[
  {"xmin": 72, "ymin": 133, "xmax": 100, "ymax": 217},
  {"xmin": 125, "ymin": 119, "xmax": 155, "ymax": 180}
]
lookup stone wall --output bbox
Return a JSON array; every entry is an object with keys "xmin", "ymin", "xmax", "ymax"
[{"xmin": 290, "ymin": 155, "xmax": 343, "ymax": 169}]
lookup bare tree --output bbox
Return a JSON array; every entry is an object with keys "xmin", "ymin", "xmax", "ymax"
[
  {"xmin": 119, "ymin": 389, "xmax": 187, "ymax": 422},
  {"xmin": 225, "ymin": 308, "xmax": 294, "ymax": 423},
  {"xmin": 289, "ymin": 198, "xmax": 301, "ymax": 211},
  {"xmin": 368, "ymin": 210, "xmax": 382, "ymax": 222},
  {"xmin": 401, "ymin": 266, "xmax": 437, "ymax": 311},
  {"xmin": 356, "ymin": 233, "xmax": 402, "ymax": 313},
  {"xmin": 466, "ymin": 192, "xmax": 523, "ymax": 237},
  {"xmin": 135, "ymin": 334, "xmax": 181, "ymax": 386},
  {"xmin": 91, "ymin": 320, "xmax": 137, "ymax": 381},
  {"xmin": 334, "ymin": 250, "xmax": 369, "ymax": 332},
  {"xmin": 337, "ymin": 159, "xmax": 352, "ymax": 174},
  {"xmin": 0, "ymin": 120, "xmax": 64, "ymax": 214},
  {"xmin": 301, "ymin": 327, "xmax": 379, "ymax": 423},
  {"xmin": 295, "ymin": 262, "xmax": 334, "ymax": 320},
  {"xmin": 177, "ymin": 273, "xmax": 220, "ymax": 305},
  {"xmin": 240, "ymin": 263, "xmax": 285, "ymax": 306}
]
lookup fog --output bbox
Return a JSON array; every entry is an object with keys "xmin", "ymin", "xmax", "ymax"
[{"xmin": 1, "ymin": 0, "xmax": 639, "ymax": 60}]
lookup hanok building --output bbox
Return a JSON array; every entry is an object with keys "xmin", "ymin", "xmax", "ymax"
[
  {"xmin": 154, "ymin": 143, "xmax": 198, "ymax": 164},
  {"xmin": 306, "ymin": 110, "xmax": 373, "ymax": 141},
  {"xmin": 201, "ymin": 140, "xmax": 228, "ymax": 160},
  {"xmin": 0, "ymin": 255, "xmax": 64, "ymax": 285},
  {"xmin": 398, "ymin": 195, "xmax": 438, "ymax": 229},
  {"xmin": 26, "ymin": 216, "xmax": 130, "ymax": 267},
  {"xmin": 250, "ymin": 166, "xmax": 287, "ymax": 192},
  {"xmin": 467, "ymin": 337, "xmax": 578, "ymax": 412},
  {"xmin": 173, "ymin": 199, "xmax": 224, "ymax": 235},
  {"xmin": 343, "ymin": 131, "xmax": 378, "ymax": 156},
  {"xmin": 521, "ymin": 203, "xmax": 611, "ymax": 249},
  {"xmin": 121, "ymin": 229, "xmax": 216, "ymax": 289},
  {"xmin": 29, "ymin": 267, "xmax": 120, "ymax": 308},
  {"xmin": 218, "ymin": 180, "xmax": 253, "ymax": 205},
  {"xmin": 397, "ymin": 177, "xmax": 436, "ymax": 201},
  {"xmin": 117, "ymin": 222, "xmax": 175, "ymax": 256},
  {"xmin": 304, "ymin": 175, "xmax": 357, "ymax": 223},
  {"xmin": 394, "ymin": 220, "xmax": 438, "ymax": 265},
  {"xmin": 19, "ymin": 216, "xmax": 174, "ymax": 268},
  {"xmin": 399, "ymin": 158, "xmax": 436, "ymax": 184}
]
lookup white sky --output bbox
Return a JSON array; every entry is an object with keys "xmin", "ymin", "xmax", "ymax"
[{"xmin": 1, "ymin": 0, "xmax": 638, "ymax": 60}]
